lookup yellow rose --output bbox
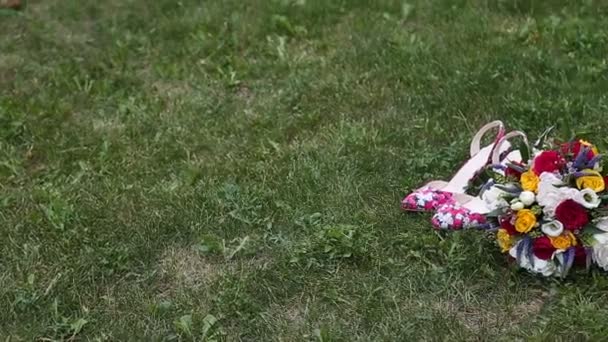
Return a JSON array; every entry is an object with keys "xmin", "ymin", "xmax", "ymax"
[
  {"xmin": 521, "ymin": 170, "xmax": 540, "ymax": 193},
  {"xmin": 515, "ymin": 209, "xmax": 537, "ymax": 233},
  {"xmin": 576, "ymin": 169, "xmax": 605, "ymax": 192},
  {"xmin": 550, "ymin": 231, "xmax": 577, "ymax": 250},
  {"xmin": 496, "ymin": 229, "xmax": 512, "ymax": 253}
]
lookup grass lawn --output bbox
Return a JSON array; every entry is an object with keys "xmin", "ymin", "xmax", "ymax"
[{"xmin": 4, "ymin": 0, "xmax": 608, "ymax": 340}]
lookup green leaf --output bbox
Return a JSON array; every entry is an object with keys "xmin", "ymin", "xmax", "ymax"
[
  {"xmin": 315, "ymin": 326, "xmax": 333, "ymax": 342},
  {"xmin": 150, "ymin": 300, "xmax": 173, "ymax": 315},
  {"xmin": 194, "ymin": 235, "xmax": 223, "ymax": 255},
  {"xmin": 226, "ymin": 235, "xmax": 250, "ymax": 260},
  {"xmin": 174, "ymin": 314, "xmax": 193, "ymax": 337},
  {"xmin": 484, "ymin": 208, "xmax": 506, "ymax": 218},
  {"xmin": 401, "ymin": 2, "xmax": 414, "ymax": 20},
  {"xmin": 518, "ymin": 140, "xmax": 531, "ymax": 164},
  {"xmin": 0, "ymin": 9, "xmax": 21, "ymax": 16},
  {"xmin": 272, "ymin": 15, "xmax": 296, "ymax": 35},
  {"xmin": 582, "ymin": 224, "xmax": 606, "ymax": 236},
  {"xmin": 534, "ymin": 126, "xmax": 555, "ymax": 149},
  {"xmin": 69, "ymin": 318, "xmax": 88, "ymax": 335},
  {"xmin": 202, "ymin": 314, "xmax": 218, "ymax": 339}
]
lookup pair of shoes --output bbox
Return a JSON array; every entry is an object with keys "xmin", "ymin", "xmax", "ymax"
[{"xmin": 401, "ymin": 121, "xmax": 528, "ymax": 230}]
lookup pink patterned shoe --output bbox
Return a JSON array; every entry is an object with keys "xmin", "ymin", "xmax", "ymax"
[
  {"xmin": 402, "ymin": 121, "xmax": 506, "ymax": 212},
  {"xmin": 401, "ymin": 183, "xmax": 456, "ymax": 212}
]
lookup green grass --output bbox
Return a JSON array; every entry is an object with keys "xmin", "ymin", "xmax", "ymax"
[{"xmin": 4, "ymin": 0, "xmax": 608, "ymax": 339}]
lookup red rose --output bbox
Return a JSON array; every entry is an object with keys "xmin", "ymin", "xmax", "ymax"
[
  {"xmin": 500, "ymin": 216, "xmax": 517, "ymax": 235},
  {"xmin": 555, "ymin": 199, "xmax": 589, "ymax": 230},
  {"xmin": 533, "ymin": 236, "xmax": 556, "ymax": 260},
  {"xmin": 532, "ymin": 151, "xmax": 564, "ymax": 175},
  {"xmin": 560, "ymin": 141, "xmax": 595, "ymax": 161},
  {"xmin": 574, "ymin": 246, "xmax": 587, "ymax": 267}
]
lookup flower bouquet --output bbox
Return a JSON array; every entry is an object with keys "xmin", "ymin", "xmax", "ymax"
[{"xmin": 482, "ymin": 130, "xmax": 608, "ymax": 277}]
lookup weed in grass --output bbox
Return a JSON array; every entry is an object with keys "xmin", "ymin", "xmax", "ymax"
[{"xmin": 290, "ymin": 223, "xmax": 376, "ymax": 267}]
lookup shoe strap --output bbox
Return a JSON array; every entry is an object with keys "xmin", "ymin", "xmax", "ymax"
[
  {"xmin": 491, "ymin": 130, "xmax": 529, "ymax": 165},
  {"xmin": 469, "ymin": 121, "xmax": 505, "ymax": 157}
]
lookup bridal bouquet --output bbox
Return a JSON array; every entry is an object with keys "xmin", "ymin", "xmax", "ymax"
[{"xmin": 483, "ymin": 133, "xmax": 608, "ymax": 277}]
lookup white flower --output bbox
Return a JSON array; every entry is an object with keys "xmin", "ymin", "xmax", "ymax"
[
  {"xmin": 509, "ymin": 242, "xmax": 556, "ymax": 276},
  {"xmin": 510, "ymin": 202, "xmax": 525, "ymax": 211},
  {"xmin": 530, "ymin": 258, "xmax": 557, "ymax": 276},
  {"xmin": 594, "ymin": 217, "xmax": 608, "ymax": 232},
  {"xmin": 592, "ymin": 240, "xmax": 608, "ymax": 271},
  {"xmin": 536, "ymin": 172, "xmax": 578, "ymax": 218},
  {"xmin": 536, "ymin": 172, "xmax": 563, "ymax": 199},
  {"xmin": 541, "ymin": 220, "xmax": 564, "ymax": 237},
  {"xmin": 594, "ymin": 233, "xmax": 608, "ymax": 244},
  {"xmin": 519, "ymin": 191, "xmax": 536, "ymax": 206},
  {"xmin": 592, "ymin": 233, "xmax": 608, "ymax": 271},
  {"xmin": 574, "ymin": 188, "xmax": 601, "ymax": 209},
  {"xmin": 482, "ymin": 185, "xmax": 509, "ymax": 211}
]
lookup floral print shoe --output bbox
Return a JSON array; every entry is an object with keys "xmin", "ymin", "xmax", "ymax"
[{"xmin": 401, "ymin": 185, "xmax": 456, "ymax": 212}]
